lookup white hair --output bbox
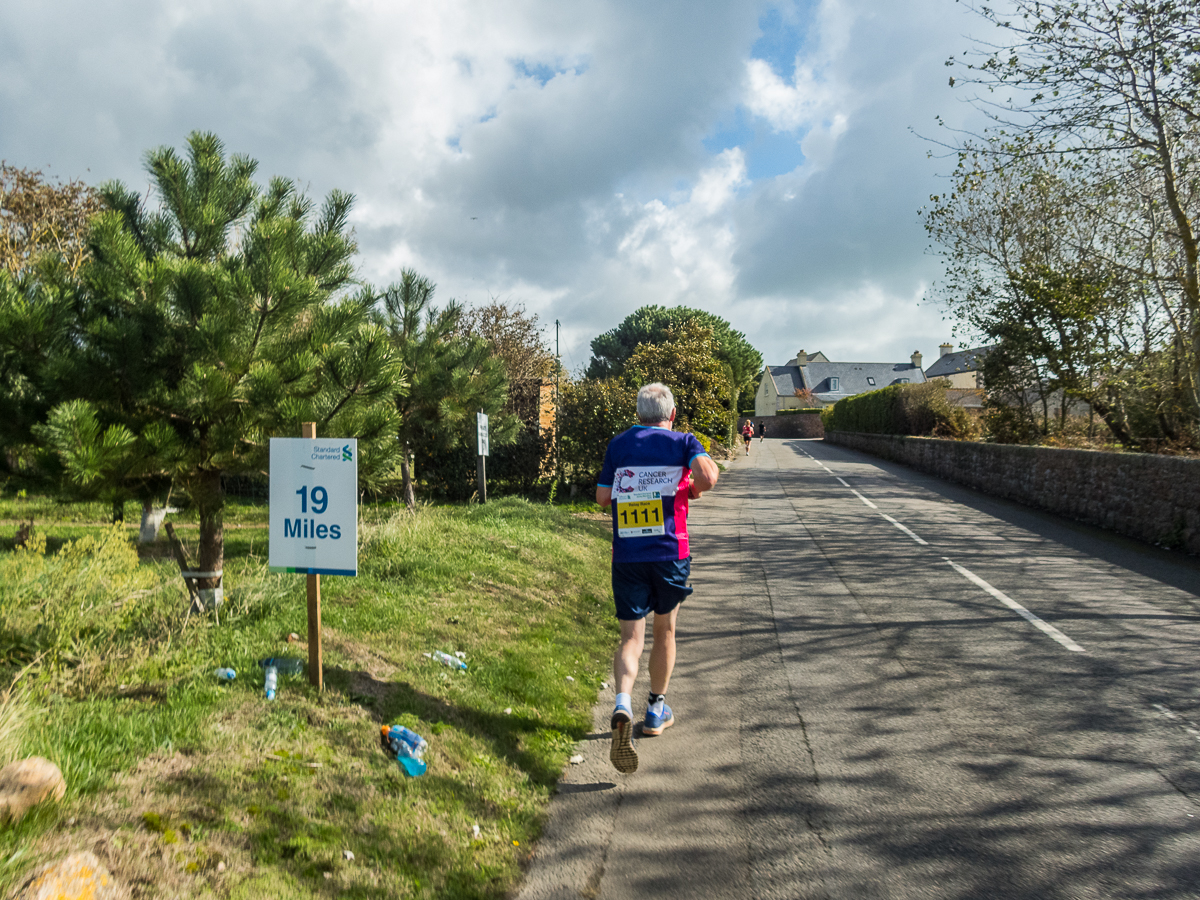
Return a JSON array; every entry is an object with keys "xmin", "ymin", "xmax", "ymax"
[{"xmin": 637, "ymin": 383, "xmax": 675, "ymax": 423}]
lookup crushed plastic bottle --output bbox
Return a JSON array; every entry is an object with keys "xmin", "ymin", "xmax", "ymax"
[
  {"xmin": 215, "ymin": 668, "xmax": 236, "ymax": 682},
  {"xmin": 381, "ymin": 725, "xmax": 428, "ymax": 777},
  {"xmin": 264, "ymin": 665, "xmax": 278, "ymax": 701},
  {"xmin": 431, "ymin": 650, "xmax": 467, "ymax": 671}
]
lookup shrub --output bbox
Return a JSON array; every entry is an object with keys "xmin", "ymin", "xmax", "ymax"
[
  {"xmin": 558, "ymin": 378, "xmax": 638, "ymax": 487},
  {"xmin": 824, "ymin": 382, "xmax": 975, "ymax": 438}
]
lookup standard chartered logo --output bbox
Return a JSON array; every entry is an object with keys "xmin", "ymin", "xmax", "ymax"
[{"xmin": 342, "ymin": 444, "xmax": 352, "ymax": 461}]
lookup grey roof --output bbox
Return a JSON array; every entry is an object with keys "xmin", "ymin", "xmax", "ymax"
[
  {"xmin": 925, "ymin": 345, "xmax": 994, "ymax": 378},
  {"xmin": 767, "ymin": 365, "xmax": 804, "ymax": 396},
  {"xmin": 803, "ymin": 362, "xmax": 926, "ymax": 402}
]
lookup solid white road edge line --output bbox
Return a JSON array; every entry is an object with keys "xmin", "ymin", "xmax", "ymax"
[
  {"xmin": 880, "ymin": 514, "xmax": 928, "ymax": 545},
  {"xmin": 944, "ymin": 558, "xmax": 1086, "ymax": 653},
  {"xmin": 851, "ymin": 490, "xmax": 878, "ymax": 509}
]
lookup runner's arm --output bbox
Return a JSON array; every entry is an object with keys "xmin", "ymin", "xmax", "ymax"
[
  {"xmin": 596, "ymin": 486, "xmax": 613, "ymax": 508},
  {"xmin": 689, "ymin": 455, "xmax": 719, "ymax": 496}
]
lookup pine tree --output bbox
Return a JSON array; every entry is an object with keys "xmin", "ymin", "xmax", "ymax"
[{"xmin": 39, "ymin": 132, "xmax": 403, "ymax": 590}]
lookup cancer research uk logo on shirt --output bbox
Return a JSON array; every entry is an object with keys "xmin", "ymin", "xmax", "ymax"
[{"xmin": 613, "ymin": 465, "xmax": 684, "ymax": 495}]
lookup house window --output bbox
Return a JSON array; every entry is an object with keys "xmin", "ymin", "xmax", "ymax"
[
  {"xmin": 866, "ymin": 377, "xmax": 875, "ymax": 386},
  {"xmin": 896, "ymin": 378, "xmax": 909, "ymax": 384},
  {"xmin": 828, "ymin": 377, "xmax": 840, "ymax": 391}
]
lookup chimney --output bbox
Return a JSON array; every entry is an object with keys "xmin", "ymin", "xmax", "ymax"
[
  {"xmin": 911, "ymin": 350, "xmax": 923, "ymax": 369},
  {"xmin": 939, "ymin": 343, "xmax": 953, "ymax": 358},
  {"xmin": 795, "ymin": 350, "xmax": 806, "ymax": 365}
]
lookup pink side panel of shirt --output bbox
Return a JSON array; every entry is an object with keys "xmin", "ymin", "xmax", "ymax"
[{"xmin": 674, "ymin": 470, "xmax": 691, "ymax": 559}]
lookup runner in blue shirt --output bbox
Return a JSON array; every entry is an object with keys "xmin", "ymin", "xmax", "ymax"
[{"xmin": 596, "ymin": 383, "xmax": 719, "ymax": 773}]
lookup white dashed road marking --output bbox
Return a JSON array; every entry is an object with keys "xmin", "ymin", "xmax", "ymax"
[
  {"xmin": 880, "ymin": 514, "xmax": 928, "ymax": 545},
  {"xmin": 851, "ymin": 490, "xmax": 877, "ymax": 509},
  {"xmin": 944, "ymin": 558, "xmax": 1086, "ymax": 652},
  {"xmin": 1152, "ymin": 704, "xmax": 1200, "ymax": 745}
]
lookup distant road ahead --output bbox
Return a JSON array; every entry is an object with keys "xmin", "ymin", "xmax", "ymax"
[{"xmin": 517, "ymin": 438, "xmax": 1200, "ymax": 900}]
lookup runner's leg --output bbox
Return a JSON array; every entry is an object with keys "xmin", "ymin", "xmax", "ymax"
[
  {"xmin": 648, "ymin": 607, "xmax": 679, "ymax": 695},
  {"xmin": 614, "ymin": 617, "xmax": 646, "ymax": 698},
  {"xmin": 611, "ymin": 618, "xmax": 645, "ymax": 773}
]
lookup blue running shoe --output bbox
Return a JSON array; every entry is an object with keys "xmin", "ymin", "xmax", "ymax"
[
  {"xmin": 610, "ymin": 707, "xmax": 638, "ymax": 773},
  {"xmin": 643, "ymin": 703, "xmax": 674, "ymax": 736}
]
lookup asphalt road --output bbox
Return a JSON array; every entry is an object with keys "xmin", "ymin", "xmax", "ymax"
[{"xmin": 515, "ymin": 438, "xmax": 1200, "ymax": 900}]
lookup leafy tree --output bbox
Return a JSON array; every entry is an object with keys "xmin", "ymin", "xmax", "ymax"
[
  {"xmin": 37, "ymin": 132, "xmax": 404, "ymax": 590},
  {"xmin": 458, "ymin": 303, "xmax": 557, "ymax": 492},
  {"xmin": 379, "ymin": 270, "xmax": 515, "ymax": 509},
  {"xmin": 586, "ymin": 305, "xmax": 762, "ymax": 416},
  {"xmin": 0, "ymin": 163, "xmax": 102, "ymax": 278},
  {"xmin": 948, "ymin": 0, "xmax": 1200, "ymax": 413},
  {"xmin": 924, "ymin": 143, "xmax": 1190, "ymax": 447},
  {"xmin": 624, "ymin": 322, "xmax": 733, "ymax": 437},
  {"xmin": 974, "ymin": 264, "xmax": 1190, "ymax": 448},
  {"xmin": 460, "ymin": 301, "xmax": 554, "ymax": 384}
]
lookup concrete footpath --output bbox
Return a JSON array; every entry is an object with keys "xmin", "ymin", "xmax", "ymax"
[{"xmin": 513, "ymin": 438, "xmax": 1200, "ymax": 900}]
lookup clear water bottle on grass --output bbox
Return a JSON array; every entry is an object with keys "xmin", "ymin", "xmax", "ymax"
[
  {"xmin": 264, "ymin": 665, "xmax": 278, "ymax": 700},
  {"xmin": 432, "ymin": 650, "xmax": 467, "ymax": 671},
  {"xmin": 215, "ymin": 668, "xmax": 236, "ymax": 682}
]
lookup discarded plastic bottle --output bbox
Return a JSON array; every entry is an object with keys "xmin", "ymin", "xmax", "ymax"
[
  {"xmin": 264, "ymin": 665, "xmax": 278, "ymax": 701},
  {"xmin": 381, "ymin": 725, "xmax": 428, "ymax": 777},
  {"xmin": 432, "ymin": 650, "xmax": 467, "ymax": 671},
  {"xmin": 382, "ymin": 725, "xmax": 428, "ymax": 758},
  {"xmin": 259, "ymin": 657, "xmax": 305, "ymax": 675},
  {"xmin": 215, "ymin": 668, "xmax": 236, "ymax": 682}
]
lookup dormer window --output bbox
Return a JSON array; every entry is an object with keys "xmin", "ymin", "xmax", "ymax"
[
  {"xmin": 866, "ymin": 377, "xmax": 875, "ymax": 386},
  {"xmin": 828, "ymin": 377, "xmax": 840, "ymax": 391}
]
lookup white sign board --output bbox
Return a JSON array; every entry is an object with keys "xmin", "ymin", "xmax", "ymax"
[
  {"xmin": 269, "ymin": 438, "xmax": 358, "ymax": 576},
  {"xmin": 476, "ymin": 411, "xmax": 489, "ymax": 457}
]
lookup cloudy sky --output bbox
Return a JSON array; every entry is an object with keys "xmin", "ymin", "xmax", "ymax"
[{"xmin": 0, "ymin": 0, "xmax": 992, "ymax": 372}]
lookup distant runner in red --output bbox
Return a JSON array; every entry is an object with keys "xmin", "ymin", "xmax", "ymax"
[
  {"xmin": 741, "ymin": 420, "xmax": 753, "ymax": 454},
  {"xmin": 596, "ymin": 383, "xmax": 720, "ymax": 774}
]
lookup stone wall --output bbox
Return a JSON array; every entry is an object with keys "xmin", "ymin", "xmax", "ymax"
[
  {"xmin": 739, "ymin": 413, "xmax": 824, "ymax": 440},
  {"xmin": 824, "ymin": 431, "xmax": 1200, "ymax": 554}
]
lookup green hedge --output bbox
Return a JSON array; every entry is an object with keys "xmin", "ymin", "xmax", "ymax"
[
  {"xmin": 777, "ymin": 408, "xmax": 823, "ymax": 416},
  {"xmin": 823, "ymin": 382, "xmax": 974, "ymax": 438}
]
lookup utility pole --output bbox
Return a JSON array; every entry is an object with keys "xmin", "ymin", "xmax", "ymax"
[{"xmin": 555, "ymin": 319, "xmax": 561, "ymax": 488}]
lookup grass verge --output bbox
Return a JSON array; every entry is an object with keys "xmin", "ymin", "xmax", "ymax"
[{"xmin": 0, "ymin": 496, "xmax": 615, "ymax": 899}]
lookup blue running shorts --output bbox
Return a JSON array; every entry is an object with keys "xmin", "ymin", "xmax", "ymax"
[{"xmin": 611, "ymin": 557, "xmax": 693, "ymax": 621}]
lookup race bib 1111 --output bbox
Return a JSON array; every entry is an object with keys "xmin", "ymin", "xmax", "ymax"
[{"xmin": 616, "ymin": 491, "xmax": 665, "ymax": 538}]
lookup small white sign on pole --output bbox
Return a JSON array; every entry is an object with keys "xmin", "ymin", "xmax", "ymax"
[
  {"xmin": 476, "ymin": 411, "xmax": 489, "ymax": 457},
  {"xmin": 269, "ymin": 438, "xmax": 358, "ymax": 576}
]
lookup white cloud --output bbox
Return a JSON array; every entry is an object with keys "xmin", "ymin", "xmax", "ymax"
[{"xmin": 0, "ymin": 0, "xmax": 987, "ymax": 371}]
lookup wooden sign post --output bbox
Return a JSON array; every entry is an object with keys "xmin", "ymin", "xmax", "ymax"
[
  {"xmin": 301, "ymin": 422, "xmax": 323, "ymax": 689},
  {"xmin": 268, "ymin": 425, "xmax": 358, "ymax": 694}
]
